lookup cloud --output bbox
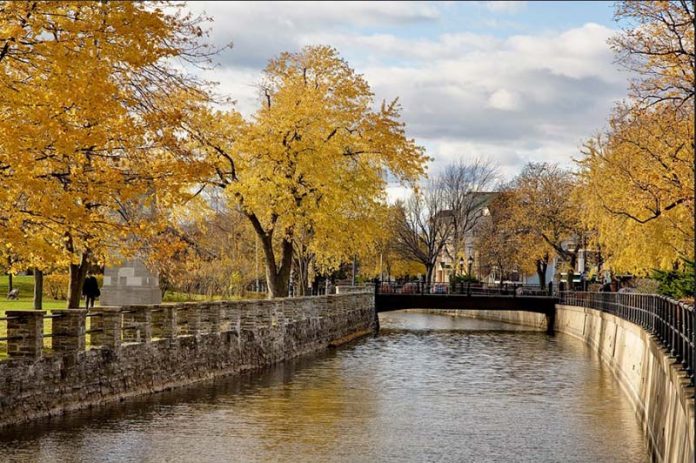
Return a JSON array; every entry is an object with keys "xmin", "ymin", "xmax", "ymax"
[
  {"xmin": 187, "ymin": 2, "xmax": 440, "ymax": 68},
  {"xmin": 487, "ymin": 89, "xmax": 521, "ymax": 111},
  {"xmin": 186, "ymin": 3, "xmax": 628, "ymax": 182}
]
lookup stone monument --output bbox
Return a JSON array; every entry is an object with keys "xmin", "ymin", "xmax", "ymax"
[{"xmin": 100, "ymin": 258, "xmax": 162, "ymax": 306}]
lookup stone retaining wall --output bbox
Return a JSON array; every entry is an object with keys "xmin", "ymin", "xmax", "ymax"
[
  {"xmin": 0, "ymin": 293, "xmax": 376, "ymax": 428},
  {"xmin": 435, "ymin": 306, "xmax": 695, "ymax": 463}
]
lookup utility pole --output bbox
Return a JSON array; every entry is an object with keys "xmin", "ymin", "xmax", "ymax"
[
  {"xmin": 254, "ymin": 235, "xmax": 259, "ymax": 293},
  {"xmin": 379, "ymin": 252, "xmax": 383, "ymax": 282},
  {"xmin": 352, "ymin": 255, "xmax": 357, "ymax": 286}
]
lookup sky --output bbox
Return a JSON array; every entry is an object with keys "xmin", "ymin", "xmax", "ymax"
[{"xmin": 184, "ymin": 1, "xmax": 631, "ymax": 198}]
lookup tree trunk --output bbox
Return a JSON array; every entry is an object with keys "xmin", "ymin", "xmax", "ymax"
[
  {"xmin": 33, "ymin": 269, "xmax": 43, "ymax": 310},
  {"xmin": 293, "ymin": 252, "xmax": 314, "ymax": 297},
  {"xmin": 566, "ymin": 253, "xmax": 577, "ymax": 289},
  {"xmin": 6, "ymin": 255, "xmax": 12, "ymax": 293},
  {"xmin": 425, "ymin": 263, "xmax": 434, "ymax": 286},
  {"xmin": 536, "ymin": 257, "xmax": 548, "ymax": 290},
  {"xmin": 262, "ymin": 237, "xmax": 293, "ymax": 299},
  {"xmin": 67, "ymin": 252, "xmax": 90, "ymax": 308},
  {"xmin": 299, "ymin": 258, "xmax": 310, "ymax": 296}
]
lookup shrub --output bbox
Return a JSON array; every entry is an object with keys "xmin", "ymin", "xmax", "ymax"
[
  {"xmin": 651, "ymin": 260, "xmax": 695, "ymax": 301},
  {"xmin": 45, "ymin": 274, "xmax": 70, "ymax": 300},
  {"xmin": 632, "ymin": 278, "xmax": 660, "ymax": 295}
]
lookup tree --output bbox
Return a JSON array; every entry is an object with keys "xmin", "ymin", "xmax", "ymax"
[
  {"xmin": 509, "ymin": 163, "xmax": 585, "ymax": 287},
  {"xmin": 577, "ymin": 1, "xmax": 694, "ymax": 273},
  {"xmin": 440, "ymin": 159, "xmax": 498, "ymax": 266},
  {"xmin": 358, "ymin": 206, "xmax": 426, "ymax": 282},
  {"xmin": 0, "ymin": 2, "xmax": 218, "ymax": 306},
  {"xmin": 190, "ymin": 46, "xmax": 426, "ymax": 298},
  {"xmin": 393, "ymin": 180, "xmax": 453, "ymax": 285},
  {"xmin": 146, "ymin": 199, "xmax": 263, "ymax": 299},
  {"xmin": 610, "ymin": 1, "xmax": 694, "ymax": 109},
  {"xmin": 476, "ymin": 192, "xmax": 528, "ymax": 287},
  {"xmin": 578, "ymin": 107, "xmax": 693, "ymax": 271}
]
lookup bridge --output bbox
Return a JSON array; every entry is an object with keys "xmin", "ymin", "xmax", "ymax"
[{"xmin": 374, "ymin": 282, "xmax": 558, "ymax": 334}]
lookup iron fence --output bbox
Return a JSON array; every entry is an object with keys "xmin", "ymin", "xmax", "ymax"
[
  {"xmin": 376, "ymin": 281, "xmax": 548, "ymax": 297},
  {"xmin": 560, "ymin": 291, "xmax": 695, "ymax": 386}
]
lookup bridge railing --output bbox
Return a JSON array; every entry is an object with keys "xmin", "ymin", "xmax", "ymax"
[
  {"xmin": 376, "ymin": 281, "xmax": 548, "ymax": 297},
  {"xmin": 560, "ymin": 291, "xmax": 695, "ymax": 386}
]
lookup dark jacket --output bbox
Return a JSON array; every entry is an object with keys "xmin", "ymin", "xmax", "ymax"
[{"xmin": 83, "ymin": 276, "xmax": 100, "ymax": 298}]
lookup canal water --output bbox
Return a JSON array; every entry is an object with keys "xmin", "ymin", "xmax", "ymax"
[{"xmin": 0, "ymin": 312, "xmax": 648, "ymax": 463}]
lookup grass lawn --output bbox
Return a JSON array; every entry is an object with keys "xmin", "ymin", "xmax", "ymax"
[{"xmin": 0, "ymin": 275, "xmax": 71, "ymax": 311}]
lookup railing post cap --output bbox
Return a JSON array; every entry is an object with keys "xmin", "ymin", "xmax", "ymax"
[{"xmin": 5, "ymin": 310, "xmax": 46, "ymax": 316}]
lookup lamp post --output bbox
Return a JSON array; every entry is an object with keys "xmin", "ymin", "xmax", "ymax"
[
  {"xmin": 467, "ymin": 256, "xmax": 474, "ymax": 296},
  {"xmin": 459, "ymin": 257, "xmax": 464, "ymax": 275}
]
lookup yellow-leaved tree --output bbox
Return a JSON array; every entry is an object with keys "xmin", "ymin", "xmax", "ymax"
[
  {"xmin": 189, "ymin": 46, "xmax": 427, "ymax": 297},
  {"xmin": 0, "ymin": 2, "xmax": 217, "ymax": 307},
  {"xmin": 507, "ymin": 163, "xmax": 585, "ymax": 287},
  {"xmin": 578, "ymin": 0, "xmax": 694, "ymax": 273}
]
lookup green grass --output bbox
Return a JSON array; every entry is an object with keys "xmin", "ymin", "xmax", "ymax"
[
  {"xmin": 161, "ymin": 291, "xmax": 266, "ymax": 302},
  {"xmin": 0, "ymin": 274, "xmax": 35, "ymax": 298},
  {"xmin": 0, "ymin": 274, "xmax": 85, "ymax": 311},
  {"xmin": 162, "ymin": 291, "xmax": 227, "ymax": 303}
]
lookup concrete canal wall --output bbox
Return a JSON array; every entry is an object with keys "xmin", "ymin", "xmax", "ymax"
[
  {"xmin": 434, "ymin": 305, "xmax": 695, "ymax": 463},
  {"xmin": 0, "ymin": 293, "xmax": 376, "ymax": 428}
]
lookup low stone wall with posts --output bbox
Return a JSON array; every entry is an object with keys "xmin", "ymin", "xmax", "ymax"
[{"xmin": 0, "ymin": 292, "xmax": 376, "ymax": 428}]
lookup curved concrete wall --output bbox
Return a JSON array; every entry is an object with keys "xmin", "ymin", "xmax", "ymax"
[{"xmin": 431, "ymin": 306, "xmax": 695, "ymax": 463}]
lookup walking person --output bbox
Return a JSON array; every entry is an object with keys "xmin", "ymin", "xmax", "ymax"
[{"xmin": 82, "ymin": 274, "xmax": 100, "ymax": 309}]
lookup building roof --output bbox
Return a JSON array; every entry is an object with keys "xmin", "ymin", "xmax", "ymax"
[{"xmin": 434, "ymin": 191, "xmax": 499, "ymax": 218}]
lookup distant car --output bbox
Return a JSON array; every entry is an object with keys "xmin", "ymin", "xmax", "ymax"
[
  {"xmin": 380, "ymin": 283, "xmax": 394, "ymax": 294},
  {"xmin": 401, "ymin": 282, "xmax": 419, "ymax": 294},
  {"xmin": 431, "ymin": 284, "xmax": 448, "ymax": 294}
]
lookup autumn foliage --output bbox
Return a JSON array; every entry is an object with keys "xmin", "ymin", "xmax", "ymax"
[
  {"xmin": 578, "ymin": 1, "xmax": 694, "ymax": 274},
  {"xmin": 0, "ymin": 2, "xmax": 218, "ymax": 306}
]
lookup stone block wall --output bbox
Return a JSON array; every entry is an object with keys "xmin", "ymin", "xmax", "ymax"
[{"xmin": 0, "ymin": 292, "xmax": 376, "ymax": 428}]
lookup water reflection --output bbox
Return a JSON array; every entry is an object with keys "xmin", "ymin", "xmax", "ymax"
[{"xmin": 0, "ymin": 311, "xmax": 648, "ymax": 463}]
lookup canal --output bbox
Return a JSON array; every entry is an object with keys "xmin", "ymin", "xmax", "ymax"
[{"xmin": 0, "ymin": 311, "xmax": 648, "ymax": 462}]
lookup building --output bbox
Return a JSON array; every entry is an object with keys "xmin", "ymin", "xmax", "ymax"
[
  {"xmin": 432, "ymin": 194, "xmax": 594, "ymax": 287},
  {"xmin": 433, "ymin": 192, "xmax": 497, "ymax": 284}
]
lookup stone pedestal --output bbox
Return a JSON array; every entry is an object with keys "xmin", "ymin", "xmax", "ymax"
[
  {"xmin": 100, "ymin": 259, "xmax": 161, "ymax": 306},
  {"xmin": 51, "ymin": 310, "xmax": 86, "ymax": 353},
  {"xmin": 6, "ymin": 311, "xmax": 44, "ymax": 358}
]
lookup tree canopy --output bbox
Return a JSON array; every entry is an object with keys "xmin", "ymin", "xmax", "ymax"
[{"xmin": 190, "ymin": 46, "xmax": 427, "ymax": 297}]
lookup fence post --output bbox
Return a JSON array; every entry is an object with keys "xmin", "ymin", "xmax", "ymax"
[
  {"xmin": 6, "ymin": 310, "xmax": 45, "ymax": 359},
  {"xmin": 182, "ymin": 303, "xmax": 201, "ymax": 336},
  {"xmin": 121, "ymin": 306, "xmax": 152, "ymax": 343},
  {"xmin": 94, "ymin": 307, "xmax": 123, "ymax": 350},
  {"xmin": 51, "ymin": 309, "xmax": 87, "ymax": 353},
  {"xmin": 209, "ymin": 302, "xmax": 225, "ymax": 333},
  {"xmin": 160, "ymin": 305, "xmax": 179, "ymax": 339}
]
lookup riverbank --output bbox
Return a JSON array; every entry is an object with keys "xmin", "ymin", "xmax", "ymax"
[
  {"xmin": 0, "ymin": 292, "xmax": 376, "ymax": 428},
  {"xmin": 0, "ymin": 311, "xmax": 650, "ymax": 463},
  {"xmin": 429, "ymin": 306, "xmax": 695, "ymax": 463}
]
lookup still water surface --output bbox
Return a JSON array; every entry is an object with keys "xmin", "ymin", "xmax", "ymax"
[{"xmin": 0, "ymin": 312, "xmax": 648, "ymax": 463}]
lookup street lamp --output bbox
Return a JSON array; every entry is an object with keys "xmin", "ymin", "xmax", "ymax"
[
  {"xmin": 459, "ymin": 257, "xmax": 464, "ymax": 275},
  {"xmin": 467, "ymin": 255, "xmax": 474, "ymax": 277}
]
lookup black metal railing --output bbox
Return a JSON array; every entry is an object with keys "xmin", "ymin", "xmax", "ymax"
[
  {"xmin": 560, "ymin": 291, "xmax": 695, "ymax": 386},
  {"xmin": 376, "ymin": 281, "xmax": 549, "ymax": 297}
]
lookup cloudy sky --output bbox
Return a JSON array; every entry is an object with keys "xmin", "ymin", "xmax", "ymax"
[{"xmin": 184, "ymin": 1, "xmax": 631, "ymax": 195}]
